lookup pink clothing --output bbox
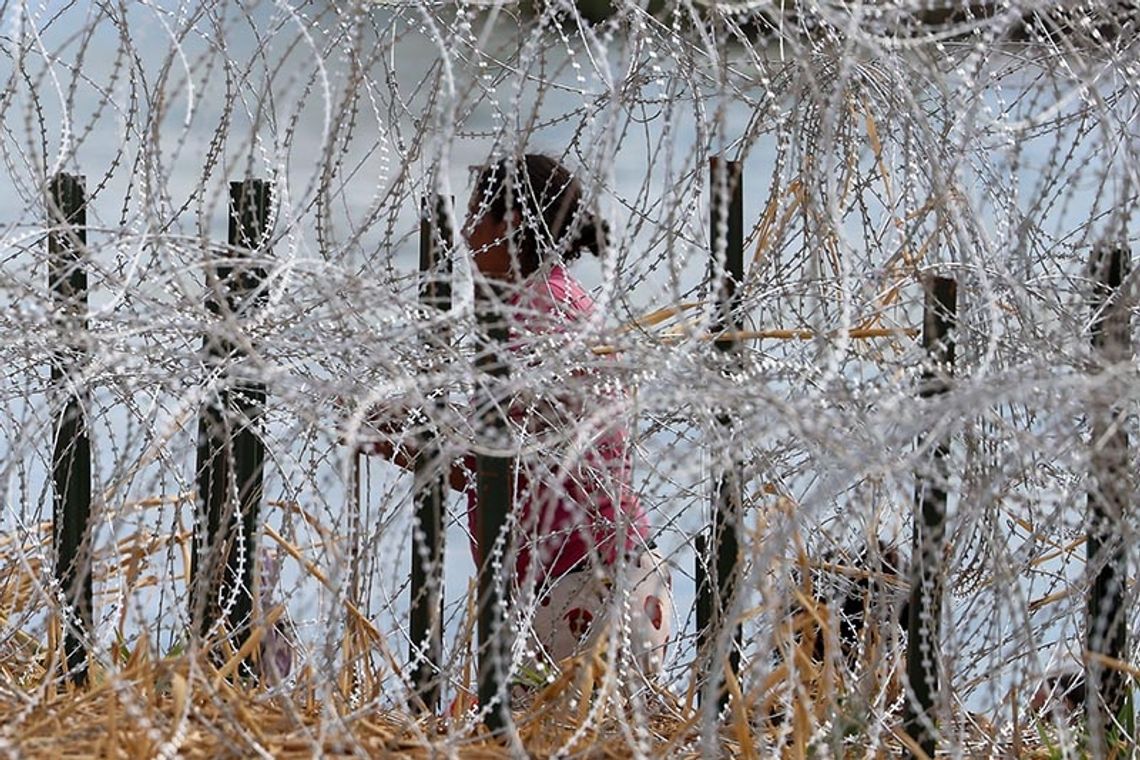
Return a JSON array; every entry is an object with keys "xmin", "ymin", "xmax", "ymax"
[{"xmin": 466, "ymin": 265, "xmax": 648, "ymax": 583}]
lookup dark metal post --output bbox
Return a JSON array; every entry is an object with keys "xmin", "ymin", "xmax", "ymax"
[
  {"xmin": 47, "ymin": 173, "xmax": 92, "ymax": 686},
  {"xmin": 698, "ymin": 156, "xmax": 744, "ymax": 709},
  {"xmin": 190, "ymin": 179, "xmax": 271, "ymax": 673},
  {"xmin": 904, "ymin": 275, "xmax": 956, "ymax": 758},
  {"xmin": 476, "ymin": 284, "xmax": 513, "ymax": 733},
  {"xmin": 1086, "ymin": 246, "xmax": 1134, "ymax": 751},
  {"xmin": 694, "ymin": 533, "xmax": 710, "ymax": 660},
  {"xmin": 410, "ymin": 195, "xmax": 453, "ymax": 711}
]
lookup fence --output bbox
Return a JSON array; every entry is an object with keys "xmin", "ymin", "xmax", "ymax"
[{"xmin": 4, "ymin": 2, "xmax": 1140, "ymax": 756}]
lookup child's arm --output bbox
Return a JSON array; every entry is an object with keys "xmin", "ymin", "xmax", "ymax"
[
  {"xmin": 361, "ymin": 432, "xmax": 471, "ymax": 494},
  {"xmin": 363, "ymin": 437, "xmax": 417, "ymax": 470}
]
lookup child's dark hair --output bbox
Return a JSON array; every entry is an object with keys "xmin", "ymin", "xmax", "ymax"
[{"xmin": 472, "ymin": 153, "xmax": 608, "ymax": 276}]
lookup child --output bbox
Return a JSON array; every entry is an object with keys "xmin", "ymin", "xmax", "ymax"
[{"xmin": 367, "ymin": 154, "xmax": 672, "ymax": 676}]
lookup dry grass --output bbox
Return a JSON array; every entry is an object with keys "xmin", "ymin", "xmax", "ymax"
[
  {"xmin": 0, "ymin": 646, "xmax": 889, "ymax": 759},
  {"xmin": 0, "ymin": 516, "xmax": 1066, "ymax": 758}
]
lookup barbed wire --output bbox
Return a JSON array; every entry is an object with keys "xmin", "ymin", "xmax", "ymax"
[{"xmin": 2, "ymin": 0, "xmax": 1139, "ymax": 755}]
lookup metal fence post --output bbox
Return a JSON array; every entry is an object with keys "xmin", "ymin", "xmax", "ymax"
[
  {"xmin": 1085, "ymin": 245, "xmax": 1134, "ymax": 751},
  {"xmin": 47, "ymin": 172, "xmax": 93, "ymax": 686},
  {"xmin": 697, "ymin": 156, "xmax": 744, "ymax": 709},
  {"xmin": 190, "ymin": 179, "xmax": 271, "ymax": 675},
  {"xmin": 904, "ymin": 275, "xmax": 956, "ymax": 758},
  {"xmin": 476, "ymin": 282, "xmax": 513, "ymax": 734},
  {"xmin": 410, "ymin": 194, "xmax": 453, "ymax": 711}
]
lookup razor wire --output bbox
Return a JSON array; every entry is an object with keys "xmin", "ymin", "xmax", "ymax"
[{"xmin": 1, "ymin": 0, "xmax": 1139, "ymax": 755}]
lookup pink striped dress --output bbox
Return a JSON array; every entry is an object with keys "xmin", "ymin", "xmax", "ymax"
[
  {"xmin": 464, "ymin": 264, "xmax": 673, "ymax": 673},
  {"xmin": 464, "ymin": 264, "xmax": 649, "ymax": 583}
]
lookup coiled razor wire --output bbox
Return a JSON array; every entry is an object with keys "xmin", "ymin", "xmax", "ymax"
[{"xmin": 1, "ymin": 0, "xmax": 1139, "ymax": 755}]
